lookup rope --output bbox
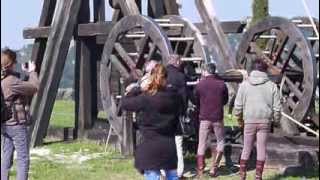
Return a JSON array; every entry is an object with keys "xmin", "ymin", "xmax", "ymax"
[
  {"xmin": 281, "ymin": 112, "xmax": 319, "ymax": 138},
  {"xmin": 301, "ymin": 0, "xmax": 319, "ymax": 39}
]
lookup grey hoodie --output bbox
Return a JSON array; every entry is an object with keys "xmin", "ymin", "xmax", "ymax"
[{"xmin": 234, "ymin": 71, "xmax": 281, "ymax": 124}]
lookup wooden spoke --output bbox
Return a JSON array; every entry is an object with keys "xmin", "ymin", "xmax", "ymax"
[
  {"xmin": 110, "ymin": 55, "xmax": 131, "ymax": 79},
  {"xmin": 174, "ymin": 41, "xmax": 181, "ymax": 54},
  {"xmin": 273, "ymin": 35, "xmax": 289, "ymax": 65},
  {"xmin": 183, "ymin": 40, "xmax": 194, "ymax": 57},
  {"xmin": 136, "ymin": 36, "xmax": 150, "ymax": 69},
  {"xmin": 114, "ymin": 43, "xmax": 141, "ymax": 79},
  {"xmin": 287, "ymin": 97, "xmax": 297, "ymax": 110},
  {"xmin": 284, "ymin": 76, "xmax": 303, "ymax": 100},
  {"xmin": 281, "ymin": 43, "xmax": 297, "ymax": 74},
  {"xmin": 146, "ymin": 43, "xmax": 157, "ymax": 61}
]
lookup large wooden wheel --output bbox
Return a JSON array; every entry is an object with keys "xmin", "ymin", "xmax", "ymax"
[
  {"xmin": 101, "ymin": 0, "xmax": 209, "ymax": 154},
  {"xmin": 236, "ymin": 17, "xmax": 317, "ymax": 132},
  {"xmin": 100, "ymin": 15, "xmax": 172, "ymax": 136},
  {"xmin": 292, "ymin": 17, "xmax": 319, "ymax": 126}
]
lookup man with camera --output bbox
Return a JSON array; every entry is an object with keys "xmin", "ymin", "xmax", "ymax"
[{"xmin": 1, "ymin": 48, "xmax": 39, "ymax": 180}]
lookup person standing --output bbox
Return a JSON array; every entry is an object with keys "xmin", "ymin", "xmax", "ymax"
[
  {"xmin": 166, "ymin": 54, "xmax": 187, "ymax": 178},
  {"xmin": 194, "ymin": 62, "xmax": 228, "ymax": 177},
  {"xmin": 121, "ymin": 64, "xmax": 182, "ymax": 180},
  {"xmin": 1, "ymin": 48, "xmax": 39, "ymax": 180},
  {"xmin": 234, "ymin": 59, "xmax": 281, "ymax": 180}
]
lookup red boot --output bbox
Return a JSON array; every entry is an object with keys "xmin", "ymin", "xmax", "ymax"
[
  {"xmin": 209, "ymin": 150, "xmax": 223, "ymax": 177},
  {"xmin": 239, "ymin": 159, "xmax": 247, "ymax": 180},
  {"xmin": 197, "ymin": 155, "xmax": 206, "ymax": 177},
  {"xmin": 255, "ymin": 160, "xmax": 265, "ymax": 180}
]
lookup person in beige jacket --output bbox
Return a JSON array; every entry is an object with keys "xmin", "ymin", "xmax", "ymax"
[
  {"xmin": 1, "ymin": 48, "xmax": 39, "ymax": 180},
  {"xmin": 234, "ymin": 59, "xmax": 281, "ymax": 180}
]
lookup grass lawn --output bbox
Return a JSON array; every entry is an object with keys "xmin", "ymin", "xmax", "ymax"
[
  {"xmin": 49, "ymin": 100, "xmax": 107, "ymax": 128},
  {"xmin": 6, "ymin": 140, "xmax": 318, "ymax": 180},
  {"xmin": 26, "ymin": 100, "xmax": 316, "ymax": 179},
  {"xmin": 50, "ymin": 100, "xmax": 239, "ymax": 128},
  {"xmin": 50, "ymin": 100, "xmax": 75, "ymax": 128}
]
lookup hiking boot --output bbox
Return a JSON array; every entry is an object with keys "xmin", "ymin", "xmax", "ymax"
[
  {"xmin": 196, "ymin": 155, "xmax": 205, "ymax": 178},
  {"xmin": 209, "ymin": 150, "xmax": 223, "ymax": 177},
  {"xmin": 255, "ymin": 160, "xmax": 265, "ymax": 180},
  {"xmin": 239, "ymin": 159, "xmax": 247, "ymax": 180}
]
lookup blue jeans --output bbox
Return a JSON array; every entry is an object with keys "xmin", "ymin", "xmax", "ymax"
[
  {"xmin": 144, "ymin": 170, "xmax": 178, "ymax": 180},
  {"xmin": 1, "ymin": 124, "xmax": 30, "ymax": 180}
]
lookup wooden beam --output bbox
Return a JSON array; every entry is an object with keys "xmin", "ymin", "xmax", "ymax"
[
  {"xmin": 78, "ymin": 22, "xmax": 114, "ymax": 36},
  {"xmin": 75, "ymin": 1, "xmax": 92, "ymax": 138},
  {"xmin": 163, "ymin": 0, "xmax": 179, "ymax": 15},
  {"xmin": 148, "ymin": 0, "xmax": 165, "ymax": 18},
  {"xmin": 24, "ymin": 21, "xmax": 247, "ymax": 40},
  {"xmin": 121, "ymin": 112, "xmax": 134, "ymax": 156},
  {"xmin": 28, "ymin": 0, "xmax": 57, "ymax": 143},
  {"xmin": 78, "ymin": 39, "xmax": 94, "ymax": 132},
  {"xmin": 195, "ymin": 0, "xmax": 238, "ymax": 72},
  {"xmin": 30, "ymin": 0, "xmax": 57, "ymax": 73},
  {"xmin": 30, "ymin": 0, "xmax": 83, "ymax": 147},
  {"xmin": 24, "ymin": 27, "xmax": 51, "ymax": 39},
  {"xmin": 93, "ymin": 0, "xmax": 106, "ymax": 22},
  {"xmin": 195, "ymin": 21, "xmax": 246, "ymax": 34}
]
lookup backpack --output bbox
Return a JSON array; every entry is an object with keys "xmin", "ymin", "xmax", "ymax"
[{"xmin": 1, "ymin": 90, "xmax": 12, "ymax": 123}]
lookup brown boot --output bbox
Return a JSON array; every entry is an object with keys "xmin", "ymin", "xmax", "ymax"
[
  {"xmin": 196, "ymin": 155, "xmax": 206, "ymax": 177},
  {"xmin": 239, "ymin": 159, "xmax": 247, "ymax": 180},
  {"xmin": 209, "ymin": 150, "xmax": 223, "ymax": 177},
  {"xmin": 255, "ymin": 160, "xmax": 265, "ymax": 180}
]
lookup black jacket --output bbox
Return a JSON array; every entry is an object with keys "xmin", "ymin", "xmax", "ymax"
[
  {"xmin": 166, "ymin": 65, "xmax": 188, "ymax": 112},
  {"xmin": 121, "ymin": 88, "xmax": 182, "ymax": 171}
]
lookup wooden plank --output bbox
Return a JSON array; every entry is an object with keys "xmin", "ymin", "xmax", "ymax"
[
  {"xmin": 195, "ymin": 21, "xmax": 246, "ymax": 34},
  {"xmin": 112, "ymin": 9, "xmax": 122, "ymax": 22},
  {"xmin": 195, "ymin": 0, "xmax": 237, "ymax": 72},
  {"xmin": 121, "ymin": 112, "xmax": 134, "ymax": 156},
  {"xmin": 22, "ymin": 21, "xmax": 245, "ymax": 40},
  {"xmin": 78, "ymin": 22, "xmax": 114, "ymax": 36},
  {"xmin": 30, "ymin": 0, "xmax": 57, "ymax": 74},
  {"xmin": 30, "ymin": 0, "xmax": 83, "ymax": 147},
  {"xmin": 163, "ymin": 0, "xmax": 179, "ymax": 15},
  {"xmin": 75, "ymin": 1, "xmax": 92, "ymax": 138},
  {"xmin": 78, "ymin": 39, "xmax": 94, "ymax": 133},
  {"xmin": 23, "ymin": 27, "xmax": 50, "ymax": 39},
  {"xmin": 115, "ymin": 0, "xmax": 140, "ymax": 16},
  {"xmin": 93, "ymin": 0, "xmax": 105, "ymax": 22},
  {"xmin": 148, "ymin": 0, "xmax": 165, "ymax": 18}
]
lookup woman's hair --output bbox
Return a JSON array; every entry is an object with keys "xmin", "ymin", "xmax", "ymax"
[
  {"xmin": 1, "ymin": 48, "xmax": 17, "ymax": 70},
  {"xmin": 252, "ymin": 58, "xmax": 268, "ymax": 72},
  {"xmin": 146, "ymin": 64, "xmax": 167, "ymax": 95}
]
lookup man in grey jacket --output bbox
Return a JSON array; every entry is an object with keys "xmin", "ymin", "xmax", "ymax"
[{"xmin": 234, "ymin": 59, "xmax": 281, "ymax": 180}]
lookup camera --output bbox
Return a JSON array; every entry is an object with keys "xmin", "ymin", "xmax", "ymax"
[{"xmin": 23, "ymin": 62, "xmax": 29, "ymax": 69}]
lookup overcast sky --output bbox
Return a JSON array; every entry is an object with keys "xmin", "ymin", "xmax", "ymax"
[{"xmin": 1, "ymin": 0, "xmax": 319, "ymax": 49}]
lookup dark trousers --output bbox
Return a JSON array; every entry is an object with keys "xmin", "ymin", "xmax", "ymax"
[{"xmin": 1, "ymin": 124, "xmax": 29, "ymax": 180}]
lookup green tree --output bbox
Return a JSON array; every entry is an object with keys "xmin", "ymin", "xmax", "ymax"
[{"xmin": 251, "ymin": 0, "xmax": 269, "ymax": 27}]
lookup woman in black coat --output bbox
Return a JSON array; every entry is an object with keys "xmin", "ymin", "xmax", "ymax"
[{"xmin": 121, "ymin": 64, "xmax": 182, "ymax": 180}]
